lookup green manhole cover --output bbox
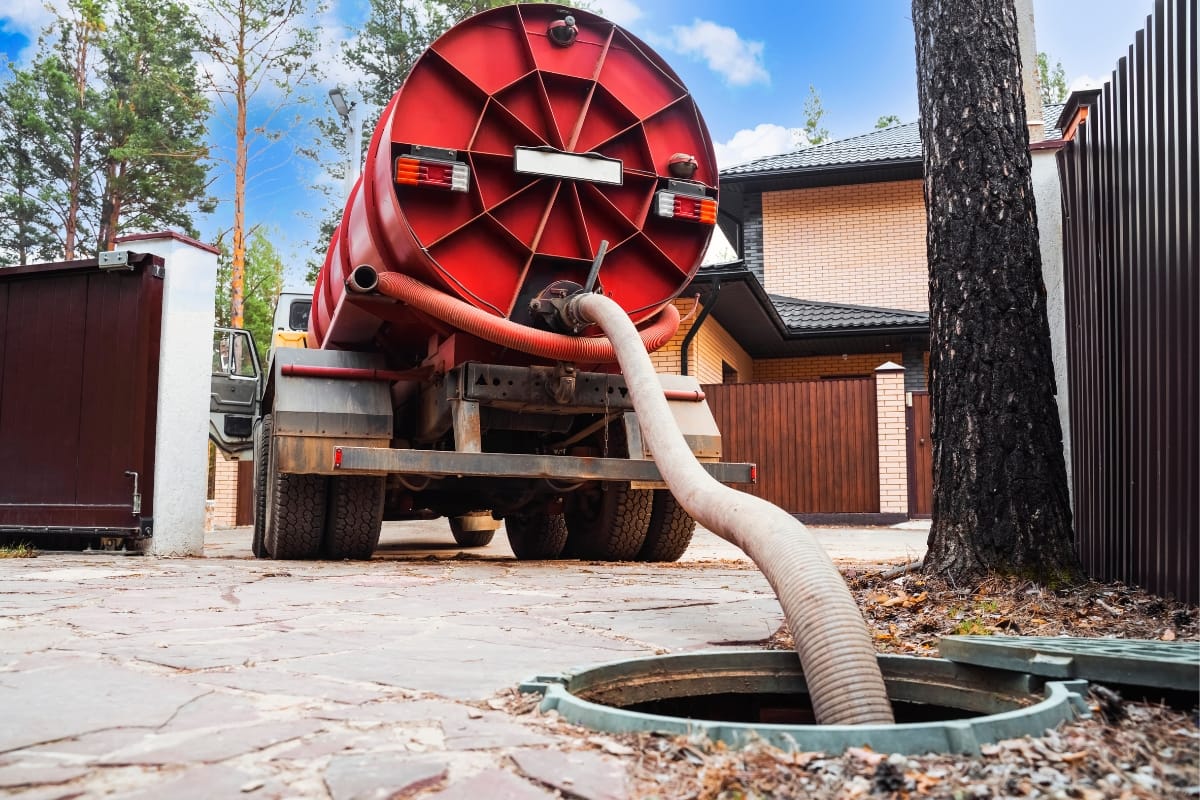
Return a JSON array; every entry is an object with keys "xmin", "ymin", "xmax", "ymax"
[
  {"xmin": 939, "ymin": 636, "xmax": 1200, "ymax": 691},
  {"xmin": 521, "ymin": 651, "xmax": 1090, "ymax": 755}
]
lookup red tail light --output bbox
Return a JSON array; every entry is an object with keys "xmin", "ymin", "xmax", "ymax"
[
  {"xmin": 395, "ymin": 156, "xmax": 470, "ymax": 192},
  {"xmin": 654, "ymin": 190, "xmax": 716, "ymax": 224}
]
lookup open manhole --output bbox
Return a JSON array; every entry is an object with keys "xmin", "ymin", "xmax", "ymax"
[{"xmin": 520, "ymin": 651, "xmax": 1091, "ymax": 755}]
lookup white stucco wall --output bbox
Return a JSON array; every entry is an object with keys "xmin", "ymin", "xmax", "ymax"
[
  {"xmin": 1030, "ymin": 149, "xmax": 1073, "ymax": 507},
  {"xmin": 115, "ymin": 234, "xmax": 218, "ymax": 556}
]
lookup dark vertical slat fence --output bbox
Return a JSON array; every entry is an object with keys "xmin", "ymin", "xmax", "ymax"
[
  {"xmin": 703, "ymin": 379, "xmax": 879, "ymax": 514},
  {"xmin": 1057, "ymin": 0, "xmax": 1197, "ymax": 602}
]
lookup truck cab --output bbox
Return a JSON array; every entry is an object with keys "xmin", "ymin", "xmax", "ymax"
[{"xmin": 209, "ymin": 289, "xmax": 312, "ymax": 457}]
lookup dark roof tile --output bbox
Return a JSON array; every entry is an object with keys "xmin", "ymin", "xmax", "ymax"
[
  {"xmin": 769, "ymin": 294, "xmax": 929, "ymax": 333},
  {"xmin": 723, "ymin": 103, "xmax": 1065, "ymax": 177}
]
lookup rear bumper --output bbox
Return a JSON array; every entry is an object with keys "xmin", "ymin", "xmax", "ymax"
[{"xmin": 327, "ymin": 445, "xmax": 754, "ymax": 488}]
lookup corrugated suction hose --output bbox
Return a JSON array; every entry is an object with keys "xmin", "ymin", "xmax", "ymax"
[
  {"xmin": 570, "ymin": 292, "xmax": 894, "ymax": 726},
  {"xmin": 374, "ymin": 272, "xmax": 680, "ymax": 363},
  {"xmin": 372, "ymin": 270, "xmax": 892, "ymax": 724}
]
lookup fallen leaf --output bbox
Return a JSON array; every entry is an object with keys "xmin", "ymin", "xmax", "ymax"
[{"xmin": 846, "ymin": 746, "xmax": 885, "ymax": 766}]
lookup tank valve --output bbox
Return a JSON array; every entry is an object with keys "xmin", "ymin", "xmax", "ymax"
[
  {"xmin": 548, "ymin": 15, "xmax": 578, "ymax": 47},
  {"xmin": 668, "ymin": 153, "xmax": 699, "ymax": 179}
]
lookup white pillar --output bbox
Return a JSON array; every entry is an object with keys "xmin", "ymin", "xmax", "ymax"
[
  {"xmin": 1030, "ymin": 149, "xmax": 1073, "ymax": 508},
  {"xmin": 114, "ymin": 233, "xmax": 219, "ymax": 556}
]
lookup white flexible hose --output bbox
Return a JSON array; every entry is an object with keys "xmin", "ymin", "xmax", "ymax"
[{"xmin": 573, "ymin": 293, "xmax": 894, "ymax": 725}]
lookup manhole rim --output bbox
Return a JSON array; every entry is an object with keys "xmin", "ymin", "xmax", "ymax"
[{"xmin": 520, "ymin": 650, "xmax": 1091, "ymax": 755}]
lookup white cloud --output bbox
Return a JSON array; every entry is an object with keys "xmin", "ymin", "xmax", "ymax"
[
  {"xmin": 665, "ymin": 19, "xmax": 768, "ymax": 87},
  {"xmin": 594, "ymin": 0, "xmax": 643, "ymax": 27},
  {"xmin": 713, "ymin": 123, "xmax": 802, "ymax": 168},
  {"xmin": 1, "ymin": 0, "xmax": 54, "ymax": 37}
]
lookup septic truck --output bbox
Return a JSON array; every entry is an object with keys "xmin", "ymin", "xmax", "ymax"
[{"xmin": 211, "ymin": 3, "xmax": 753, "ymax": 562}]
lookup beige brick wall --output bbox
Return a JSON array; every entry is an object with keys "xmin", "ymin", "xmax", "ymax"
[
  {"xmin": 650, "ymin": 299, "xmax": 751, "ymax": 383},
  {"xmin": 753, "ymin": 352, "xmax": 895, "ymax": 382},
  {"xmin": 874, "ymin": 363, "xmax": 909, "ymax": 515},
  {"xmin": 762, "ymin": 180, "xmax": 928, "ymax": 313},
  {"xmin": 210, "ymin": 454, "xmax": 240, "ymax": 529},
  {"xmin": 695, "ymin": 318, "xmax": 753, "ymax": 384}
]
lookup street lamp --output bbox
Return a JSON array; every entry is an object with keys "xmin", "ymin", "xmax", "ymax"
[{"xmin": 328, "ymin": 87, "xmax": 361, "ymax": 197}]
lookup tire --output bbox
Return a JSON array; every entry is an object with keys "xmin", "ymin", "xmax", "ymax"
[
  {"xmin": 263, "ymin": 422, "xmax": 327, "ymax": 560},
  {"xmin": 564, "ymin": 483, "xmax": 653, "ymax": 561},
  {"xmin": 449, "ymin": 517, "xmax": 495, "ymax": 547},
  {"xmin": 637, "ymin": 490, "xmax": 696, "ymax": 562},
  {"xmin": 322, "ymin": 476, "xmax": 385, "ymax": 560},
  {"xmin": 505, "ymin": 512, "xmax": 568, "ymax": 560},
  {"xmin": 250, "ymin": 415, "xmax": 272, "ymax": 558}
]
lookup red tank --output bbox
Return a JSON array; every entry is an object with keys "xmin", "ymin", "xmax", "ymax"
[{"xmin": 311, "ymin": 3, "xmax": 718, "ymax": 359}]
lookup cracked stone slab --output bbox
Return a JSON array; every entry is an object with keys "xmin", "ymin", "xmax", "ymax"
[
  {"xmin": 324, "ymin": 754, "xmax": 448, "ymax": 800},
  {"xmin": 0, "ymin": 661, "xmax": 209, "ymax": 753},
  {"xmin": 511, "ymin": 748, "xmax": 630, "ymax": 800},
  {"xmin": 424, "ymin": 768, "xmax": 555, "ymax": 799},
  {"xmin": 192, "ymin": 667, "xmax": 388, "ymax": 705},
  {"xmin": 120, "ymin": 763, "xmax": 286, "ymax": 800},
  {"xmin": 0, "ymin": 763, "xmax": 89, "ymax": 790},
  {"xmin": 97, "ymin": 718, "xmax": 326, "ymax": 765},
  {"xmin": 312, "ymin": 698, "xmax": 551, "ymax": 749},
  {"xmin": 277, "ymin": 620, "xmax": 646, "ymax": 700}
]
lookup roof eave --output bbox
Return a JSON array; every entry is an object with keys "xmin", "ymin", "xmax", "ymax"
[{"xmin": 721, "ymin": 156, "xmax": 923, "ymax": 185}]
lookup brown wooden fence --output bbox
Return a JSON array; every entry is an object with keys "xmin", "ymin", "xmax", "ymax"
[
  {"xmin": 1056, "ymin": 0, "xmax": 1197, "ymax": 602},
  {"xmin": 703, "ymin": 379, "xmax": 879, "ymax": 515}
]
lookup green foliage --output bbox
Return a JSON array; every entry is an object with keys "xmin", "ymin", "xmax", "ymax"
[
  {"xmin": 875, "ymin": 114, "xmax": 901, "ymax": 129},
  {"xmin": 802, "ymin": 84, "xmax": 830, "ymax": 146},
  {"xmin": 0, "ymin": 542, "xmax": 37, "ymax": 558},
  {"xmin": 95, "ymin": 0, "xmax": 213, "ymax": 250},
  {"xmin": 0, "ymin": 0, "xmax": 211, "ymax": 264},
  {"xmin": 0, "ymin": 67, "xmax": 60, "ymax": 265},
  {"xmin": 952, "ymin": 618, "xmax": 990, "ymax": 636},
  {"xmin": 215, "ymin": 228, "xmax": 284, "ymax": 362},
  {"xmin": 1037, "ymin": 52, "xmax": 1068, "ymax": 104},
  {"xmin": 194, "ymin": 0, "xmax": 323, "ymax": 325}
]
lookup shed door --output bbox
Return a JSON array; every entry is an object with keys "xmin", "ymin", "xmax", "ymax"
[{"xmin": 0, "ymin": 255, "xmax": 163, "ymax": 536}]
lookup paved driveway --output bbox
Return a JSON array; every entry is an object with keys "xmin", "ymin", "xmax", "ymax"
[{"xmin": 0, "ymin": 522, "xmax": 926, "ymax": 799}]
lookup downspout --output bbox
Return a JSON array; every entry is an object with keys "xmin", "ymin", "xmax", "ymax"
[{"xmin": 679, "ymin": 279, "xmax": 721, "ymax": 376}]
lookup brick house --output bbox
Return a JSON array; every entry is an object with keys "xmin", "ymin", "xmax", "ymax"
[{"xmin": 649, "ymin": 109, "xmax": 1064, "ymax": 521}]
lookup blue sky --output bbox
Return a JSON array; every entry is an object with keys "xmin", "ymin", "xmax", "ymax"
[{"xmin": 1, "ymin": 0, "xmax": 1157, "ymax": 284}]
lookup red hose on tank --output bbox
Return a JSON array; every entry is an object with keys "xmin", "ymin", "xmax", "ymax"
[{"xmin": 374, "ymin": 272, "xmax": 680, "ymax": 363}]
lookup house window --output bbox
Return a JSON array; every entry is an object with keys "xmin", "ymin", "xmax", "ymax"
[{"xmin": 722, "ymin": 361, "xmax": 739, "ymax": 384}]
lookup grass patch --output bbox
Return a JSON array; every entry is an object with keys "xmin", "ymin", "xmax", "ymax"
[{"xmin": 0, "ymin": 542, "xmax": 37, "ymax": 558}]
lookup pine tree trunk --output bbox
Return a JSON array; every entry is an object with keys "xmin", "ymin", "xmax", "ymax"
[
  {"xmin": 912, "ymin": 0, "xmax": 1082, "ymax": 584},
  {"xmin": 231, "ymin": 1, "xmax": 249, "ymax": 329}
]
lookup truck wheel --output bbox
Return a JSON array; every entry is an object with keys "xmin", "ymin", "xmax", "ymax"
[
  {"xmin": 564, "ymin": 483, "xmax": 652, "ymax": 561},
  {"xmin": 323, "ymin": 476, "xmax": 384, "ymax": 560},
  {"xmin": 505, "ymin": 512, "xmax": 568, "ymax": 560},
  {"xmin": 637, "ymin": 490, "xmax": 696, "ymax": 562},
  {"xmin": 263, "ymin": 428, "xmax": 327, "ymax": 560},
  {"xmin": 250, "ymin": 415, "xmax": 272, "ymax": 558},
  {"xmin": 449, "ymin": 517, "xmax": 495, "ymax": 547}
]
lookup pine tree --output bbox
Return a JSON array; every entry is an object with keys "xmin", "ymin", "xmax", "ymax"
[
  {"xmin": 913, "ymin": 0, "xmax": 1081, "ymax": 584},
  {"xmin": 95, "ymin": 0, "xmax": 213, "ymax": 251},
  {"xmin": 0, "ymin": 68, "xmax": 59, "ymax": 264},
  {"xmin": 196, "ymin": 0, "xmax": 320, "ymax": 327}
]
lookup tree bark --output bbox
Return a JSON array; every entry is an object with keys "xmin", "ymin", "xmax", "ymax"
[
  {"xmin": 912, "ymin": 0, "xmax": 1082, "ymax": 584},
  {"xmin": 231, "ymin": 0, "xmax": 248, "ymax": 329}
]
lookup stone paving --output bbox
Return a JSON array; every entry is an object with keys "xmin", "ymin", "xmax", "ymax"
[{"xmin": 0, "ymin": 521, "xmax": 927, "ymax": 799}]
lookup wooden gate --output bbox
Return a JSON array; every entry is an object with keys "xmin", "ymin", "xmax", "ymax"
[
  {"xmin": 906, "ymin": 392, "xmax": 933, "ymax": 517},
  {"xmin": 0, "ymin": 255, "xmax": 163, "ymax": 541},
  {"xmin": 703, "ymin": 379, "xmax": 879, "ymax": 515}
]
